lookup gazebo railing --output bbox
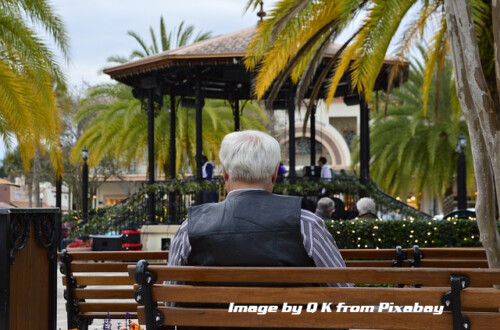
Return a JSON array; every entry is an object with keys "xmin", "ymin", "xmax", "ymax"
[{"xmin": 72, "ymin": 176, "xmax": 430, "ymax": 237}]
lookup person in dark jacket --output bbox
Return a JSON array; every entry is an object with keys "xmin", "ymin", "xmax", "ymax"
[
  {"xmin": 169, "ymin": 130, "xmax": 349, "ymax": 280},
  {"xmin": 315, "ymin": 197, "xmax": 335, "ymax": 221},
  {"xmin": 355, "ymin": 197, "xmax": 378, "ymax": 220}
]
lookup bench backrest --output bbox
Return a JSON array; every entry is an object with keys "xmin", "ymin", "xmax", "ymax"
[
  {"xmin": 128, "ymin": 262, "xmax": 500, "ymax": 329},
  {"xmin": 341, "ymin": 247, "xmax": 489, "ymax": 268},
  {"xmin": 59, "ymin": 250, "xmax": 168, "ymax": 330}
]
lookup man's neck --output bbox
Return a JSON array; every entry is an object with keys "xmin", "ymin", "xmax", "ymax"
[{"xmin": 226, "ymin": 180, "xmax": 273, "ymax": 193}]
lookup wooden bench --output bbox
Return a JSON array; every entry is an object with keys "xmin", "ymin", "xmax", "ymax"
[
  {"xmin": 58, "ymin": 246, "xmax": 489, "ymax": 329},
  {"xmin": 128, "ymin": 262, "xmax": 500, "ymax": 329},
  {"xmin": 59, "ymin": 250, "xmax": 168, "ymax": 330}
]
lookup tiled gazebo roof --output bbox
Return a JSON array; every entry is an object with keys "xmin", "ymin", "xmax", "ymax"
[{"xmin": 104, "ymin": 26, "xmax": 406, "ymax": 102}]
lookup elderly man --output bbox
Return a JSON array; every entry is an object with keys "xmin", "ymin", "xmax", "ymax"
[
  {"xmin": 315, "ymin": 197, "xmax": 335, "ymax": 221},
  {"xmin": 356, "ymin": 197, "xmax": 378, "ymax": 220},
  {"xmin": 168, "ymin": 130, "xmax": 349, "ymax": 286}
]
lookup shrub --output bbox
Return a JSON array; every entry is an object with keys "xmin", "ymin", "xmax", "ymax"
[{"xmin": 326, "ymin": 218, "xmax": 499, "ymax": 249}]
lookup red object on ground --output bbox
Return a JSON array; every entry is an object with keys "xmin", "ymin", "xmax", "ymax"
[{"xmin": 122, "ymin": 243, "xmax": 142, "ymax": 251}]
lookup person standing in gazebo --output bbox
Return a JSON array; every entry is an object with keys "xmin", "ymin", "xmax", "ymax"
[{"xmin": 202, "ymin": 155, "xmax": 218, "ymax": 203}]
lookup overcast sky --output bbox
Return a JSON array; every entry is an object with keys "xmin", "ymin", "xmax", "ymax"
[
  {"xmin": 53, "ymin": 0, "xmax": 279, "ymax": 88},
  {"xmin": 0, "ymin": 0, "xmax": 281, "ymax": 160}
]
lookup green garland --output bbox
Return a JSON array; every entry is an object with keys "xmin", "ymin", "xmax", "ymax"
[{"xmin": 70, "ymin": 177, "xmax": 428, "ymax": 238}]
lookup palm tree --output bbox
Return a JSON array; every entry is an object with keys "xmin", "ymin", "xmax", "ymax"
[
  {"xmin": 73, "ymin": 17, "xmax": 266, "ymax": 175},
  {"xmin": 107, "ymin": 16, "xmax": 212, "ymax": 64},
  {"xmin": 352, "ymin": 49, "xmax": 473, "ymax": 203},
  {"xmin": 71, "ymin": 83, "xmax": 266, "ymax": 176},
  {"xmin": 0, "ymin": 0, "xmax": 69, "ymax": 174},
  {"xmin": 244, "ymin": 0, "xmax": 500, "ymax": 266}
]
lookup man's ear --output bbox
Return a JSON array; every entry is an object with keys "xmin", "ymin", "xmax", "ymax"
[
  {"xmin": 271, "ymin": 164, "xmax": 279, "ymax": 184},
  {"xmin": 222, "ymin": 166, "xmax": 229, "ymax": 181}
]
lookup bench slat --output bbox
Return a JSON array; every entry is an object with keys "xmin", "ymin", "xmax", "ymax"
[
  {"xmin": 73, "ymin": 275, "xmax": 133, "ymax": 286},
  {"xmin": 73, "ymin": 288, "xmax": 135, "ymax": 299},
  {"xmin": 418, "ymin": 260, "xmax": 489, "ymax": 268},
  {"xmin": 59, "ymin": 251, "xmax": 168, "ymax": 261},
  {"xmin": 71, "ymin": 261, "xmax": 167, "ymax": 273},
  {"xmin": 151, "ymin": 285, "xmax": 500, "ymax": 311},
  {"xmin": 138, "ymin": 307, "xmax": 500, "ymax": 329},
  {"xmin": 412, "ymin": 248, "xmax": 486, "ymax": 259},
  {"xmin": 77, "ymin": 302, "xmax": 138, "ymax": 313},
  {"xmin": 340, "ymin": 249, "xmax": 397, "ymax": 259},
  {"xmin": 78, "ymin": 312, "xmax": 137, "ymax": 319},
  {"xmin": 138, "ymin": 266, "xmax": 500, "ymax": 287},
  {"xmin": 345, "ymin": 260, "xmax": 400, "ymax": 267}
]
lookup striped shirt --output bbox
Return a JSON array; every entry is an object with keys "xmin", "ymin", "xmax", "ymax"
[{"xmin": 167, "ymin": 189, "xmax": 352, "ymax": 287}]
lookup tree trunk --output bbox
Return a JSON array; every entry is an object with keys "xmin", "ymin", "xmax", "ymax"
[
  {"xmin": 464, "ymin": 106, "xmax": 500, "ymax": 267},
  {"xmin": 493, "ymin": 0, "xmax": 500, "ymax": 99},
  {"xmin": 444, "ymin": 0, "xmax": 500, "ymax": 267}
]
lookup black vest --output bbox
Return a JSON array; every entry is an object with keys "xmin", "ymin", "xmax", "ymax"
[{"xmin": 187, "ymin": 190, "xmax": 314, "ymax": 267}]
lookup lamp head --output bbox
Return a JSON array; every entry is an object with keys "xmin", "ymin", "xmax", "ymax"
[
  {"xmin": 81, "ymin": 147, "xmax": 89, "ymax": 161},
  {"xmin": 456, "ymin": 134, "xmax": 467, "ymax": 153}
]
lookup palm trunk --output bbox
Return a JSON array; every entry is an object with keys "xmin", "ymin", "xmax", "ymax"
[{"xmin": 444, "ymin": 0, "xmax": 500, "ymax": 267}]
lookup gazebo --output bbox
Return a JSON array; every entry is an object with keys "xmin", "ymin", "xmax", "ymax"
[{"xmin": 104, "ymin": 25, "xmax": 408, "ymax": 223}]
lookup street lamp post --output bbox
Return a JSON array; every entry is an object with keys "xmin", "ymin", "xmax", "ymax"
[
  {"xmin": 456, "ymin": 134, "xmax": 467, "ymax": 210},
  {"xmin": 82, "ymin": 147, "xmax": 89, "ymax": 222}
]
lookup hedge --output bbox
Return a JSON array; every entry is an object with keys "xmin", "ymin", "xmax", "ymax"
[{"xmin": 326, "ymin": 218, "xmax": 500, "ymax": 249}]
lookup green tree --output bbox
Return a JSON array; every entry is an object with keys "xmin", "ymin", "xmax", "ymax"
[
  {"xmin": 71, "ymin": 83, "xmax": 266, "ymax": 176},
  {"xmin": 0, "ymin": 0, "xmax": 69, "ymax": 174},
  {"xmin": 244, "ymin": 0, "xmax": 500, "ymax": 267},
  {"xmin": 352, "ymin": 49, "xmax": 473, "ymax": 203},
  {"xmin": 107, "ymin": 16, "xmax": 212, "ymax": 64},
  {"xmin": 3, "ymin": 147, "xmax": 54, "ymax": 207},
  {"xmin": 74, "ymin": 17, "xmax": 266, "ymax": 175}
]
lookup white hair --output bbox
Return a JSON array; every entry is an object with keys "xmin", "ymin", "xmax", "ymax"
[
  {"xmin": 316, "ymin": 197, "xmax": 335, "ymax": 214},
  {"xmin": 219, "ymin": 130, "xmax": 281, "ymax": 182},
  {"xmin": 357, "ymin": 197, "xmax": 376, "ymax": 215}
]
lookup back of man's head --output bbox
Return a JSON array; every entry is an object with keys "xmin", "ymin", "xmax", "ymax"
[
  {"xmin": 219, "ymin": 130, "xmax": 280, "ymax": 182},
  {"xmin": 357, "ymin": 197, "xmax": 376, "ymax": 215},
  {"xmin": 316, "ymin": 197, "xmax": 335, "ymax": 215}
]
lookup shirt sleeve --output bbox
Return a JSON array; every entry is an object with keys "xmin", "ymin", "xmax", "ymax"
[
  {"xmin": 300, "ymin": 209, "xmax": 353, "ymax": 287},
  {"xmin": 165, "ymin": 220, "xmax": 191, "ymax": 294},
  {"xmin": 167, "ymin": 219, "xmax": 191, "ymax": 266}
]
